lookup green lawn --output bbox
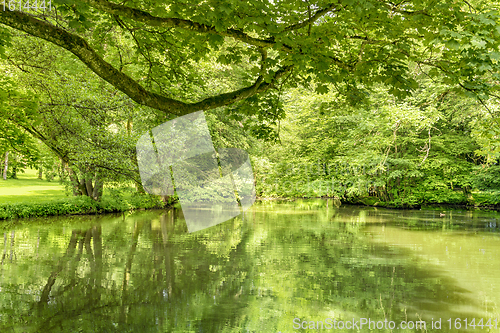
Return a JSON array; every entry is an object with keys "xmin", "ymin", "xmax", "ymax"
[{"xmin": 0, "ymin": 169, "xmax": 67, "ymax": 204}]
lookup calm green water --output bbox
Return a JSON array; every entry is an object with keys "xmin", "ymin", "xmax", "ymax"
[{"xmin": 1, "ymin": 200, "xmax": 500, "ymax": 332}]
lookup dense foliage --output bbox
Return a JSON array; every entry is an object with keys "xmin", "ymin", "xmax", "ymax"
[
  {"xmin": 251, "ymin": 75, "xmax": 500, "ymax": 207},
  {"xmin": 1, "ymin": 0, "xmax": 500, "ymax": 212},
  {"xmin": 2, "ymin": 0, "xmax": 500, "ymax": 115}
]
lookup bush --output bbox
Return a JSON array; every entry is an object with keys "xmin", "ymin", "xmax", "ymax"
[
  {"xmin": 471, "ymin": 191, "xmax": 500, "ymax": 206},
  {"xmin": 473, "ymin": 165, "xmax": 500, "ymax": 190},
  {"xmin": 421, "ymin": 189, "xmax": 468, "ymax": 205},
  {"xmin": 0, "ymin": 193, "xmax": 167, "ymax": 220}
]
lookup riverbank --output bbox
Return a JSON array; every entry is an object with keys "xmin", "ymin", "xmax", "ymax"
[
  {"xmin": 0, "ymin": 193, "xmax": 168, "ymax": 220},
  {"xmin": 258, "ymin": 191, "xmax": 500, "ymax": 210},
  {"xmin": 1, "ymin": 191, "xmax": 499, "ymax": 221},
  {"xmin": 2, "ymin": 169, "xmax": 498, "ymax": 220},
  {"xmin": 346, "ymin": 191, "xmax": 500, "ymax": 210},
  {"xmin": 0, "ymin": 169, "xmax": 169, "ymax": 220}
]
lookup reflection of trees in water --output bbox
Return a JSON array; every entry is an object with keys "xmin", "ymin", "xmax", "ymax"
[
  {"xmin": 19, "ymin": 209, "xmax": 251, "ymax": 332},
  {"xmin": 1, "ymin": 231, "xmax": 16, "ymax": 264},
  {"xmin": 0, "ymin": 207, "xmax": 493, "ymax": 332},
  {"xmin": 39, "ymin": 227, "xmax": 101, "ymax": 305},
  {"xmin": 26, "ymin": 210, "xmax": 193, "ymax": 332},
  {"xmin": 35, "ymin": 226, "xmax": 104, "ymax": 331}
]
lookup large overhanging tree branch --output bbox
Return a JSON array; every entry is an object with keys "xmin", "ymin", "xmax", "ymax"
[{"xmin": 0, "ymin": 10, "xmax": 292, "ymax": 116}]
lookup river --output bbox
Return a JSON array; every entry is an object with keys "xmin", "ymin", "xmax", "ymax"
[{"xmin": 0, "ymin": 199, "xmax": 499, "ymax": 332}]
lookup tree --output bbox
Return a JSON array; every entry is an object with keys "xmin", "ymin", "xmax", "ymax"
[
  {"xmin": 251, "ymin": 70, "xmax": 498, "ymax": 206},
  {"xmin": 0, "ymin": 74, "xmax": 40, "ymax": 179},
  {"xmin": 1, "ymin": 34, "xmax": 155, "ymax": 198},
  {"xmin": 1, "ymin": 0, "xmax": 500, "ymax": 118},
  {"xmin": 2, "ymin": 151, "xmax": 7, "ymax": 180}
]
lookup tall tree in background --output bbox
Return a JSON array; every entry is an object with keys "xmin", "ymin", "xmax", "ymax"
[
  {"xmin": 0, "ymin": 75, "xmax": 39, "ymax": 180},
  {"xmin": 2, "ymin": 151, "xmax": 7, "ymax": 180}
]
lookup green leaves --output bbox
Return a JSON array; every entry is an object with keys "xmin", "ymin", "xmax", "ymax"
[
  {"xmin": 208, "ymin": 34, "xmax": 224, "ymax": 48},
  {"xmin": 2, "ymin": 0, "xmax": 500, "ymax": 115},
  {"xmin": 0, "ymin": 27, "xmax": 12, "ymax": 59},
  {"xmin": 2, "ymin": 0, "xmax": 500, "ymax": 207},
  {"xmin": 315, "ymin": 84, "xmax": 329, "ymax": 95},
  {"xmin": 251, "ymin": 68, "xmax": 497, "ymax": 203},
  {"xmin": 470, "ymin": 37, "xmax": 487, "ymax": 49}
]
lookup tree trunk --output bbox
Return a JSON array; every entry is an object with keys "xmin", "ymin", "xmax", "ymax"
[
  {"xmin": 3, "ymin": 152, "xmax": 8, "ymax": 180},
  {"xmin": 38, "ymin": 165, "xmax": 43, "ymax": 179},
  {"xmin": 62, "ymin": 164, "xmax": 105, "ymax": 200},
  {"xmin": 11, "ymin": 154, "xmax": 17, "ymax": 179},
  {"xmin": 135, "ymin": 181, "xmax": 145, "ymax": 193},
  {"xmin": 92, "ymin": 175, "xmax": 104, "ymax": 201},
  {"xmin": 58, "ymin": 159, "xmax": 65, "ymax": 181},
  {"xmin": 130, "ymin": 148, "xmax": 145, "ymax": 194},
  {"xmin": 161, "ymin": 195, "xmax": 174, "ymax": 205},
  {"xmin": 79, "ymin": 179, "xmax": 88, "ymax": 196},
  {"xmin": 85, "ymin": 178, "xmax": 94, "ymax": 198},
  {"xmin": 64, "ymin": 163, "xmax": 82, "ymax": 196}
]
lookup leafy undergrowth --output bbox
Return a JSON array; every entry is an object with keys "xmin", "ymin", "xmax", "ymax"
[
  {"xmin": 470, "ymin": 191, "xmax": 500, "ymax": 207},
  {"xmin": 348, "ymin": 190, "xmax": 500, "ymax": 209},
  {"xmin": 0, "ymin": 192, "xmax": 169, "ymax": 220}
]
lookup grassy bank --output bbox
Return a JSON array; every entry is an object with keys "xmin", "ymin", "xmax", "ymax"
[
  {"xmin": 0, "ymin": 169, "xmax": 66, "ymax": 204},
  {"xmin": 0, "ymin": 169, "xmax": 168, "ymax": 220},
  {"xmin": 0, "ymin": 193, "xmax": 167, "ymax": 219}
]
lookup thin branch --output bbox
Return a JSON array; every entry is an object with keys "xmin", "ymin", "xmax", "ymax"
[
  {"xmin": 79, "ymin": 0, "xmax": 275, "ymax": 48},
  {"xmin": 347, "ymin": 35, "xmax": 386, "ymax": 45},
  {"xmin": 382, "ymin": 2, "xmax": 432, "ymax": 17},
  {"xmin": 462, "ymin": 0, "xmax": 476, "ymax": 13},
  {"xmin": 379, "ymin": 121, "xmax": 400, "ymax": 170},
  {"xmin": 307, "ymin": 3, "xmax": 312, "ymax": 36},
  {"xmin": 418, "ymin": 127, "xmax": 431, "ymax": 166},
  {"xmin": 477, "ymin": 96, "xmax": 500, "ymax": 128},
  {"xmin": 283, "ymin": 2, "xmax": 340, "ymax": 32},
  {"xmin": 42, "ymin": 102, "xmax": 122, "ymax": 111}
]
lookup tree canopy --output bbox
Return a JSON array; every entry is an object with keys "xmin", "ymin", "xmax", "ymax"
[{"xmin": 2, "ymin": 0, "xmax": 500, "ymax": 116}]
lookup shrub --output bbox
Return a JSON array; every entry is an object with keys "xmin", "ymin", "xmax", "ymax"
[{"xmin": 0, "ymin": 193, "xmax": 167, "ymax": 220}]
